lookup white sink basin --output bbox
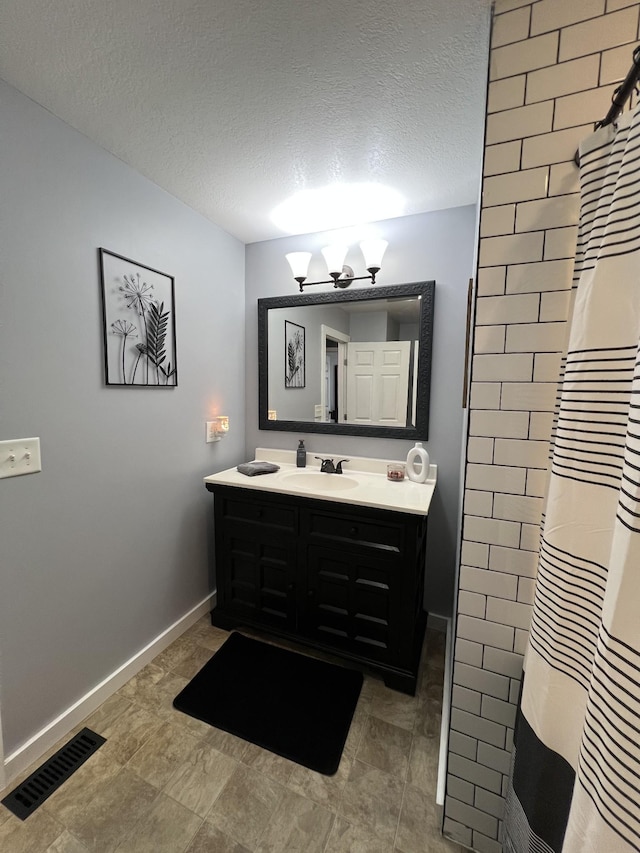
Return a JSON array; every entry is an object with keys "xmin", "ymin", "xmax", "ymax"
[
  {"xmin": 280, "ymin": 472, "xmax": 359, "ymax": 492},
  {"xmin": 205, "ymin": 452, "xmax": 437, "ymax": 515}
]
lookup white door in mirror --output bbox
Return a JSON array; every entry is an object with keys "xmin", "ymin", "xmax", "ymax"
[
  {"xmin": 345, "ymin": 341, "xmax": 411, "ymax": 426},
  {"xmin": 0, "ymin": 437, "xmax": 42, "ymax": 479}
]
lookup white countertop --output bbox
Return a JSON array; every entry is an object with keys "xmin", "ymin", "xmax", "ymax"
[{"xmin": 203, "ymin": 447, "xmax": 436, "ymax": 516}]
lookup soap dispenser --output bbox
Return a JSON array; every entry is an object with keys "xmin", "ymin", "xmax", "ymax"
[
  {"xmin": 406, "ymin": 442, "xmax": 429, "ymax": 483},
  {"xmin": 296, "ymin": 440, "xmax": 307, "ymax": 468}
]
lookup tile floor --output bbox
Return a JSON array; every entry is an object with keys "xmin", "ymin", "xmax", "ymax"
[{"xmin": 0, "ymin": 617, "xmax": 463, "ymax": 853}]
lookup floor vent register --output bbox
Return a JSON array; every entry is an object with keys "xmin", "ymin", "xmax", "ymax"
[{"xmin": 1, "ymin": 728, "xmax": 106, "ymax": 820}]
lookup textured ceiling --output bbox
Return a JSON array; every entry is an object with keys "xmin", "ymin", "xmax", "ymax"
[{"xmin": 0, "ymin": 0, "xmax": 492, "ymax": 243}]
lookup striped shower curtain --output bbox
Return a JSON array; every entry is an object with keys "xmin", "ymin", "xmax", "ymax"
[{"xmin": 503, "ymin": 103, "xmax": 640, "ymax": 852}]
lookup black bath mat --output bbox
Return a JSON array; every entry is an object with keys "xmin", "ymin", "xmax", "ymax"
[{"xmin": 173, "ymin": 632, "xmax": 363, "ymax": 775}]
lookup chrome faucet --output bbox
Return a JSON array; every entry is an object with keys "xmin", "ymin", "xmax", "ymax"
[{"xmin": 315, "ymin": 457, "xmax": 350, "ymax": 474}]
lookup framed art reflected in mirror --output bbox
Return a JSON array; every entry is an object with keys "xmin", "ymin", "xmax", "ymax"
[{"xmin": 284, "ymin": 320, "xmax": 305, "ymax": 388}]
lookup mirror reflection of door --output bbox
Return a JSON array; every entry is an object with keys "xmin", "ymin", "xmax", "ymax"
[
  {"xmin": 320, "ymin": 325, "xmax": 350, "ymax": 424},
  {"xmin": 345, "ymin": 341, "xmax": 411, "ymax": 426},
  {"xmin": 324, "ymin": 341, "xmax": 339, "ymax": 422}
]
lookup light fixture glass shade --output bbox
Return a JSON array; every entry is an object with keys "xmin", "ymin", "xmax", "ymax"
[
  {"xmin": 285, "ymin": 252, "xmax": 312, "ymax": 280},
  {"xmin": 321, "ymin": 245, "xmax": 348, "ymax": 275},
  {"xmin": 360, "ymin": 238, "xmax": 388, "ymax": 271}
]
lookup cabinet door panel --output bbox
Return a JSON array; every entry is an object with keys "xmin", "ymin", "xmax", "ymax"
[
  {"xmin": 303, "ymin": 545, "xmax": 399, "ymax": 663},
  {"xmin": 222, "ymin": 534, "xmax": 297, "ymax": 630},
  {"xmin": 354, "ymin": 579, "xmax": 391, "ymax": 622}
]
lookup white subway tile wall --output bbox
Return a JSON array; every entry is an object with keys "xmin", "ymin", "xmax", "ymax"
[
  {"xmin": 480, "ymin": 204, "xmax": 516, "ymax": 237},
  {"xmin": 466, "ymin": 462, "xmax": 527, "ymax": 493},
  {"xmin": 483, "ymin": 140, "xmax": 522, "ymax": 176},
  {"xmin": 553, "ymin": 85, "xmax": 615, "ymax": 129},
  {"xmin": 492, "ymin": 6, "xmax": 532, "ymax": 46},
  {"xmin": 601, "ymin": 41, "xmax": 637, "ymax": 81},
  {"xmin": 483, "ymin": 167, "xmax": 549, "ymax": 206},
  {"xmin": 533, "ymin": 351, "xmax": 564, "ymax": 381},
  {"xmin": 543, "ymin": 225, "xmax": 579, "ymax": 258},
  {"xmin": 473, "ymin": 353, "xmax": 534, "ymax": 381},
  {"xmin": 485, "ymin": 101, "xmax": 554, "ymax": 144},
  {"xmin": 477, "ymin": 266, "xmax": 507, "ymax": 296},
  {"xmin": 474, "ymin": 325, "xmax": 507, "ymax": 353},
  {"xmin": 539, "ymin": 290, "xmax": 572, "ymax": 323},
  {"xmin": 490, "ymin": 32, "xmax": 559, "ymax": 79},
  {"xmin": 465, "ymin": 489, "xmax": 495, "ymax": 518},
  {"xmin": 530, "ymin": 0, "xmax": 606, "ymax": 35},
  {"xmin": 558, "ymin": 6, "xmax": 638, "ymax": 60},
  {"xmin": 526, "ymin": 55, "xmax": 600, "ymax": 102},
  {"xmin": 493, "ymin": 437, "xmax": 550, "ymax": 468},
  {"xmin": 446, "ymin": 1, "xmax": 640, "ymax": 847},
  {"xmin": 487, "ymin": 76, "xmax": 527, "ymax": 113},
  {"xmin": 529, "ymin": 410, "xmax": 556, "ymax": 440},
  {"xmin": 525, "ymin": 466, "xmax": 549, "ymax": 496},
  {"xmin": 470, "ymin": 382, "xmax": 503, "ymax": 410},
  {"xmin": 547, "ymin": 161, "xmax": 581, "ymax": 196},
  {"xmin": 505, "ymin": 258, "xmax": 573, "ymax": 293}
]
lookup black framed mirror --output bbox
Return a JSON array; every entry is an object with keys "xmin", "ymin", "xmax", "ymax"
[{"xmin": 258, "ymin": 280, "xmax": 435, "ymax": 439}]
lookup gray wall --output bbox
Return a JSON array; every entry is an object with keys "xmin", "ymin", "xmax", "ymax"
[
  {"xmin": 0, "ymin": 81, "xmax": 246, "ymax": 754},
  {"xmin": 267, "ymin": 303, "xmax": 350, "ymax": 421},
  {"xmin": 245, "ymin": 206, "xmax": 478, "ymax": 615},
  {"xmin": 349, "ymin": 311, "xmax": 390, "ymax": 342}
]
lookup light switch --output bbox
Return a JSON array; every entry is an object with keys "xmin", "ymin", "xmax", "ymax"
[{"xmin": 0, "ymin": 438, "xmax": 42, "ymax": 479}]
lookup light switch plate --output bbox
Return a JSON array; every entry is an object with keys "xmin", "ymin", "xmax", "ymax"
[{"xmin": 0, "ymin": 437, "xmax": 42, "ymax": 479}]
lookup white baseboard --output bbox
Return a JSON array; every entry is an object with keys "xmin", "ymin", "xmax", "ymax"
[
  {"xmin": 2, "ymin": 592, "xmax": 216, "ymax": 789},
  {"xmin": 436, "ymin": 615, "xmax": 453, "ymax": 807},
  {"xmin": 427, "ymin": 612, "xmax": 449, "ymax": 633}
]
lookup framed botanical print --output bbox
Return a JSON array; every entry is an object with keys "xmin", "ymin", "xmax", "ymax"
[
  {"xmin": 99, "ymin": 248, "xmax": 177, "ymax": 387},
  {"xmin": 284, "ymin": 320, "xmax": 305, "ymax": 388}
]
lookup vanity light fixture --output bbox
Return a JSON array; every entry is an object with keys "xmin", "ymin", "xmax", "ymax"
[
  {"xmin": 286, "ymin": 239, "xmax": 388, "ymax": 292},
  {"xmin": 206, "ymin": 416, "xmax": 230, "ymax": 443}
]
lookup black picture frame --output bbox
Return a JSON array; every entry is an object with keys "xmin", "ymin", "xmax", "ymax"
[
  {"xmin": 284, "ymin": 320, "xmax": 305, "ymax": 388},
  {"xmin": 98, "ymin": 248, "xmax": 178, "ymax": 387}
]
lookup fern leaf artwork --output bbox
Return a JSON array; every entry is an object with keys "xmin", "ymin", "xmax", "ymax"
[
  {"xmin": 146, "ymin": 300, "xmax": 171, "ymax": 384},
  {"xmin": 99, "ymin": 249, "xmax": 178, "ymax": 387},
  {"xmin": 284, "ymin": 321, "xmax": 305, "ymax": 388},
  {"xmin": 287, "ymin": 341, "xmax": 298, "ymax": 382},
  {"xmin": 160, "ymin": 361, "xmax": 177, "ymax": 386}
]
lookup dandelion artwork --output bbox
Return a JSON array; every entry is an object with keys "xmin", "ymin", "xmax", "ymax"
[
  {"xmin": 99, "ymin": 249, "xmax": 178, "ymax": 387},
  {"xmin": 284, "ymin": 320, "xmax": 305, "ymax": 388}
]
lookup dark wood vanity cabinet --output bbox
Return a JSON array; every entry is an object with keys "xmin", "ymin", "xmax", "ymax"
[
  {"xmin": 206, "ymin": 484, "xmax": 429, "ymax": 694},
  {"xmin": 213, "ymin": 491, "xmax": 299, "ymax": 632}
]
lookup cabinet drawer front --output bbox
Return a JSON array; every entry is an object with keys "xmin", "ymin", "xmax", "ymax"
[
  {"xmin": 307, "ymin": 510, "xmax": 402, "ymax": 552},
  {"xmin": 222, "ymin": 497, "xmax": 296, "ymax": 531}
]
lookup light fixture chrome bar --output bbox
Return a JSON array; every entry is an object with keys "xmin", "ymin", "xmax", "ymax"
[
  {"xmin": 287, "ymin": 239, "xmax": 387, "ymax": 292},
  {"xmin": 296, "ymin": 271, "xmax": 380, "ymax": 292}
]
